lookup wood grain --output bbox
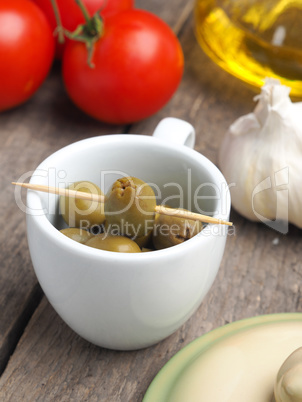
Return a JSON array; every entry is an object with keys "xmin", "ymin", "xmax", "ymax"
[
  {"xmin": 0, "ymin": 0, "xmax": 196, "ymax": 388},
  {"xmin": 0, "ymin": 0, "xmax": 301, "ymax": 401},
  {"xmin": 0, "ymin": 61, "xmax": 126, "ymax": 375},
  {"xmin": 0, "ymin": 219, "xmax": 301, "ymax": 402}
]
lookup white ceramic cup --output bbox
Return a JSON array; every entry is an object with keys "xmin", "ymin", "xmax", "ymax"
[{"xmin": 25, "ymin": 117, "xmax": 231, "ymax": 350}]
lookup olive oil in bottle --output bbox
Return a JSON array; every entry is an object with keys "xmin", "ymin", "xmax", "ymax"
[{"xmin": 194, "ymin": 0, "xmax": 302, "ymax": 97}]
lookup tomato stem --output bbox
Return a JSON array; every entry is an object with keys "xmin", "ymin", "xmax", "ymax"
[
  {"xmin": 50, "ymin": 0, "xmax": 104, "ymax": 68},
  {"xmin": 64, "ymin": 3, "xmax": 104, "ymax": 68},
  {"xmin": 74, "ymin": 0, "xmax": 91, "ymax": 25},
  {"xmin": 50, "ymin": 0, "xmax": 65, "ymax": 44}
]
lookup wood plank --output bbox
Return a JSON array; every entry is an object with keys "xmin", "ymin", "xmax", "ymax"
[
  {"xmin": 0, "ymin": 64, "xmax": 126, "ymax": 374},
  {"xmin": 0, "ymin": 0, "xmax": 196, "ymax": 382},
  {"xmin": 135, "ymin": 0, "xmax": 194, "ymax": 33},
  {"xmin": 0, "ymin": 219, "xmax": 301, "ymax": 401},
  {"xmin": 133, "ymin": 18, "xmax": 256, "ymax": 164},
  {"xmin": 1, "ymin": 1, "xmax": 302, "ymax": 402}
]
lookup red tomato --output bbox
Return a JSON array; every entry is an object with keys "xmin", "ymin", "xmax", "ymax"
[
  {"xmin": 32, "ymin": 0, "xmax": 134, "ymax": 57},
  {"xmin": 62, "ymin": 9, "xmax": 184, "ymax": 124},
  {"xmin": 0, "ymin": 0, "xmax": 54, "ymax": 112}
]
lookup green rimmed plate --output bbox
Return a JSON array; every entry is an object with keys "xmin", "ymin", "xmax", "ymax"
[{"xmin": 143, "ymin": 313, "xmax": 302, "ymax": 402}]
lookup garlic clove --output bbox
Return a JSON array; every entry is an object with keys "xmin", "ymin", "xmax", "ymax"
[{"xmin": 274, "ymin": 347, "xmax": 302, "ymax": 402}]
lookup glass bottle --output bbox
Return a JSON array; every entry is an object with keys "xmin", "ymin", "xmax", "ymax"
[{"xmin": 194, "ymin": 0, "xmax": 302, "ymax": 97}]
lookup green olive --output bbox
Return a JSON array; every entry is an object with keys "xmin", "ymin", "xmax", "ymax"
[
  {"xmin": 104, "ymin": 177, "xmax": 156, "ymax": 238},
  {"xmin": 142, "ymin": 247, "xmax": 154, "ymax": 252},
  {"xmin": 85, "ymin": 234, "xmax": 141, "ymax": 253},
  {"xmin": 134, "ymin": 230, "xmax": 153, "ymax": 248},
  {"xmin": 104, "ymin": 219, "xmax": 152, "ymax": 247},
  {"xmin": 60, "ymin": 228, "xmax": 93, "ymax": 244},
  {"xmin": 153, "ymin": 208, "xmax": 203, "ymax": 250},
  {"xmin": 59, "ymin": 181, "xmax": 105, "ymax": 229}
]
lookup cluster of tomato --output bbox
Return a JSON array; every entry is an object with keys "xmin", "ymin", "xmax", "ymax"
[{"xmin": 0, "ymin": 0, "xmax": 184, "ymax": 124}]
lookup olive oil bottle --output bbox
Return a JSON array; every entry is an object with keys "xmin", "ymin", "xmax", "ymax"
[{"xmin": 194, "ymin": 0, "xmax": 302, "ymax": 97}]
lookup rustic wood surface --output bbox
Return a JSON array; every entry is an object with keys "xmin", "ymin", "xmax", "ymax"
[{"xmin": 0, "ymin": 0, "xmax": 301, "ymax": 401}]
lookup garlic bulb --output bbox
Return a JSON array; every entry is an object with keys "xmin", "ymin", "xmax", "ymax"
[{"xmin": 219, "ymin": 79, "xmax": 302, "ymax": 231}]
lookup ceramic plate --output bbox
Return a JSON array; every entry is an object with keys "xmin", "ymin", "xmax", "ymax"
[{"xmin": 143, "ymin": 313, "xmax": 302, "ymax": 402}]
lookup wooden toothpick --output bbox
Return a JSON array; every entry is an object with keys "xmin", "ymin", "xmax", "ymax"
[
  {"xmin": 12, "ymin": 182, "xmax": 105, "ymax": 203},
  {"xmin": 154, "ymin": 205, "xmax": 232, "ymax": 226},
  {"xmin": 12, "ymin": 182, "xmax": 232, "ymax": 226}
]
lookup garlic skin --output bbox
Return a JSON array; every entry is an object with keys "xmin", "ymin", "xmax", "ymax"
[
  {"xmin": 218, "ymin": 79, "xmax": 302, "ymax": 229},
  {"xmin": 274, "ymin": 347, "xmax": 302, "ymax": 402}
]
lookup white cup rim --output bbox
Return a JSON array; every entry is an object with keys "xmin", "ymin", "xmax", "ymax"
[{"xmin": 26, "ymin": 134, "xmax": 231, "ymax": 262}]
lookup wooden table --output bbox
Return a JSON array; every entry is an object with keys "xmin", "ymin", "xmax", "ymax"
[{"xmin": 0, "ymin": 0, "xmax": 301, "ymax": 400}]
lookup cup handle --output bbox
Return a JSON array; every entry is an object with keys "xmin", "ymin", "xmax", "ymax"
[{"xmin": 152, "ymin": 117, "xmax": 195, "ymax": 149}]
